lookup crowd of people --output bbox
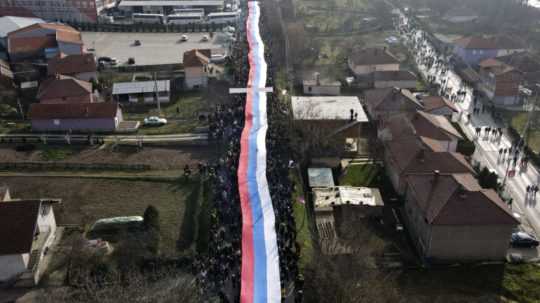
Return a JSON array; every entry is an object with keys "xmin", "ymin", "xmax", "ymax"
[{"xmin": 197, "ymin": 2, "xmax": 300, "ymax": 302}]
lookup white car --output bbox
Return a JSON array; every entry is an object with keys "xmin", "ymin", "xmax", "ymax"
[
  {"xmin": 143, "ymin": 116, "xmax": 167, "ymax": 126},
  {"xmin": 201, "ymin": 35, "xmax": 209, "ymax": 42},
  {"xmin": 180, "ymin": 35, "xmax": 189, "ymax": 42}
]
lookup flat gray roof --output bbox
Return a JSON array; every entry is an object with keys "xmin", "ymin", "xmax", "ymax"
[
  {"xmin": 308, "ymin": 168, "xmax": 335, "ymax": 188},
  {"xmin": 0, "ymin": 16, "xmax": 44, "ymax": 38},
  {"xmin": 291, "ymin": 96, "xmax": 369, "ymax": 122},
  {"xmin": 113, "ymin": 80, "xmax": 170, "ymax": 95},
  {"xmin": 119, "ymin": 0, "xmax": 224, "ymax": 7}
]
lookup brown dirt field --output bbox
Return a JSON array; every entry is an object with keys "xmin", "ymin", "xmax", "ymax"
[
  {"xmin": 0, "ymin": 145, "xmax": 217, "ymax": 170},
  {"xmin": 4, "ymin": 177, "xmax": 196, "ymax": 256}
]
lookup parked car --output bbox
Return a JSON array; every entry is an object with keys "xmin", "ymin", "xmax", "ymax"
[
  {"xmin": 201, "ymin": 35, "xmax": 209, "ymax": 42},
  {"xmin": 511, "ymin": 231, "xmax": 540, "ymax": 248},
  {"xmin": 98, "ymin": 56, "xmax": 118, "ymax": 66},
  {"xmin": 127, "ymin": 57, "xmax": 136, "ymax": 65},
  {"xmin": 143, "ymin": 116, "xmax": 167, "ymax": 126},
  {"xmin": 180, "ymin": 35, "xmax": 189, "ymax": 42},
  {"xmin": 133, "ymin": 40, "xmax": 141, "ymax": 46}
]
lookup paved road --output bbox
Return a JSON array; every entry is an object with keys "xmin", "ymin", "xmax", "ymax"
[{"xmin": 397, "ymin": 12, "xmax": 540, "ymax": 236}]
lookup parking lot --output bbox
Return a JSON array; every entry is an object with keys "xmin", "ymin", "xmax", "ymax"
[{"xmin": 82, "ymin": 32, "xmax": 230, "ymax": 66}]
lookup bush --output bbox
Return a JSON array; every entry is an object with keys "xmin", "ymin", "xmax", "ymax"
[
  {"xmin": 143, "ymin": 205, "xmax": 160, "ymax": 231},
  {"xmin": 457, "ymin": 139, "xmax": 475, "ymax": 157}
]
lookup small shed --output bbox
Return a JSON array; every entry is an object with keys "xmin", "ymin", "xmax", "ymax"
[
  {"xmin": 112, "ymin": 80, "xmax": 170, "ymax": 103},
  {"xmin": 307, "ymin": 168, "xmax": 335, "ymax": 188},
  {"xmin": 314, "ymin": 186, "xmax": 384, "ymax": 219}
]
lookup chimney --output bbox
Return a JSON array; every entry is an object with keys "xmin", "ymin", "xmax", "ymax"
[
  {"xmin": 432, "ymin": 169, "xmax": 440, "ymax": 182},
  {"xmin": 350, "ymin": 109, "xmax": 354, "ymax": 121}
]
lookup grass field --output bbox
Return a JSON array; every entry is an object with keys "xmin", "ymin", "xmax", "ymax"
[
  {"xmin": 4, "ymin": 176, "xmax": 197, "ymax": 256},
  {"xmin": 398, "ymin": 263, "xmax": 540, "ymax": 303},
  {"xmin": 123, "ymin": 92, "xmax": 208, "ymax": 135},
  {"xmin": 290, "ymin": 170, "xmax": 313, "ymax": 270}
]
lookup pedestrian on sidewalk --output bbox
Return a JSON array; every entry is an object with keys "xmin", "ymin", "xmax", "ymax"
[{"xmin": 499, "ymin": 148, "xmax": 503, "ymax": 159}]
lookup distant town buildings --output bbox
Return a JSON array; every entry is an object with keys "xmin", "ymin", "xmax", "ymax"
[{"xmin": 0, "ymin": 0, "xmax": 116, "ymax": 23}]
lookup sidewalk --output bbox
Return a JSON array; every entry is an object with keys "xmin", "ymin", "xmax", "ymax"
[{"xmin": 399, "ymin": 13, "xmax": 540, "ymax": 235}]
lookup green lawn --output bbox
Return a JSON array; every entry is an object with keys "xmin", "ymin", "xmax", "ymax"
[
  {"xmin": 290, "ymin": 170, "xmax": 314, "ymax": 270},
  {"xmin": 4, "ymin": 176, "xmax": 195, "ymax": 256},
  {"xmin": 123, "ymin": 92, "xmax": 207, "ymax": 135},
  {"xmin": 399, "ymin": 263, "xmax": 540, "ymax": 303},
  {"xmin": 501, "ymin": 110, "xmax": 540, "ymax": 153},
  {"xmin": 339, "ymin": 164, "xmax": 381, "ymax": 187}
]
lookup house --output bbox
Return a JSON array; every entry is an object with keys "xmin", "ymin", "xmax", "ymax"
[
  {"xmin": 0, "ymin": 194, "xmax": 60, "ymax": 284},
  {"xmin": 363, "ymin": 87, "xmax": 424, "ymax": 122},
  {"xmin": 292, "ymin": 96, "xmax": 369, "ymax": 154},
  {"xmin": 477, "ymin": 58, "xmax": 523, "ymax": 106},
  {"xmin": 0, "ymin": 16, "xmax": 43, "ymax": 59},
  {"xmin": 383, "ymin": 137, "xmax": 474, "ymax": 194},
  {"xmin": 28, "ymin": 102, "xmax": 123, "ymax": 132},
  {"xmin": 442, "ymin": 7, "xmax": 479, "ymax": 23},
  {"xmin": 380, "ymin": 111, "xmax": 463, "ymax": 152},
  {"xmin": 0, "ymin": 59, "xmax": 16, "ymax": 99},
  {"xmin": 420, "ymin": 96, "xmax": 458, "ymax": 117},
  {"xmin": 47, "ymin": 53, "xmax": 97, "ymax": 81},
  {"xmin": 348, "ymin": 47, "xmax": 400, "ymax": 77},
  {"xmin": 372, "ymin": 70, "xmax": 417, "ymax": 89},
  {"xmin": 404, "ymin": 172, "xmax": 518, "ymax": 261},
  {"xmin": 303, "ymin": 73, "xmax": 341, "ymax": 96},
  {"xmin": 112, "ymin": 80, "xmax": 170, "ymax": 103},
  {"xmin": 496, "ymin": 52, "xmax": 540, "ymax": 90},
  {"xmin": 452, "ymin": 36, "xmax": 499, "ymax": 65},
  {"xmin": 492, "ymin": 35, "xmax": 527, "ymax": 57},
  {"xmin": 37, "ymin": 75, "xmax": 94, "ymax": 104},
  {"xmin": 7, "ymin": 23, "xmax": 83, "ymax": 62},
  {"xmin": 183, "ymin": 49, "xmax": 211, "ymax": 89}
]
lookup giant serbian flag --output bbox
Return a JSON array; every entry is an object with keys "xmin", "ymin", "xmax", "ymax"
[{"xmin": 237, "ymin": 2, "xmax": 281, "ymax": 303}]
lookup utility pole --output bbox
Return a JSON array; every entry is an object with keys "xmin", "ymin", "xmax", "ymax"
[{"xmin": 154, "ymin": 72, "xmax": 161, "ymax": 114}]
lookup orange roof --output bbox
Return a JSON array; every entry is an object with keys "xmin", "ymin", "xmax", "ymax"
[
  {"xmin": 8, "ymin": 36, "xmax": 56, "ymax": 54},
  {"xmin": 37, "ymin": 75, "xmax": 92, "ymax": 101},
  {"xmin": 183, "ymin": 49, "xmax": 211, "ymax": 67},
  {"xmin": 8, "ymin": 22, "xmax": 79, "ymax": 37},
  {"xmin": 48, "ymin": 53, "xmax": 96, "ymax": 76},
  {"xmin": 453, "ymin": 36, "xmax": 497, "ymax": 49}
]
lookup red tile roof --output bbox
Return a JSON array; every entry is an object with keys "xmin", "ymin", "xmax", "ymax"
[
  {"xmin": 453, "ymin": 36, "xmax": 497, "ymax": 50},
  {"xmin": 183, "ymin": 49, "xmax": 211, "ymax": 67},
  {"xmin": 48, "ymin": 53, "xmax": 96, "ymax": 76},
  {"xmin": 407, "ymin": 173, "xmax": 518, "ymax": 225},
  {"xmin": 7, "ymin": 22, "xmax": 82, "ymax": 54},
  {"xmin": 29, "ymin": 102, "xmax": 119, "ymax": 120},
  {"xmin": 421, "ymin": 96, "xmax": 458, "ymax": 113},
  {"xmin": 364, "ymin": 87, "xmax": 423, "ymax": 113},
  {"xmin": 349, "ymin": 47, "xmax": 400, "ymax": 66},
  {"xmin": 8, "ymin": 36, "xmax": 56, "ymax": 54},
  {"xmin": 37, "ymin": 76, "xmax": 92, "ymax": 101},
  {"xmin": 0, "ymin": 200, "xmax": 41, "ymax": 255}
]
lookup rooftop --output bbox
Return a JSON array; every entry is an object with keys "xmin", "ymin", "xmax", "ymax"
[
  {"xmin": 453, "ymin": 36, "xmax": 497, "ymax": 50},
  {"xmin": 308, "ymin": 168, "xmax": 335, "ymax": 188},
  {"xmin": 37, "ymin": 76, "xmax": 92, "ymax": 100},
  {"xmin": 349, "ymin": 47, "xmax": 399, "ymax": 66},
  {"xmin": 0, "ymin": 16, "xmax": 44, "ymax": 38},
  {"xmin": 28, "ymin": 102, "xmax": 119, "ymax": 120},
  {"xmin": 119, "ymin": 0, "xmax": 224, "ymax": 7},
  {"xmin": 314, "ymin": 186, "xmax": 384, "ymax": 209},
  {"xmin": 407, "ymin": 173, "xmax": 518, "ymax": 226},
  {"xmin": 291, "ymin": 96, "xmax": 368, "ymax": 122},
  {"xmin": 47, "ymin": 53, "xmax": 97, "ymax": 76},
  {"xmin": 0, "ymin": 200, "xmax": 41, "ymax": 255},
  {"xmin": 373, "ymin": 70, "xmax": 417, "ymax": 81},
  {"xmin": 112, "ymin": 80, "xmax": 171, "ymax": 95}
]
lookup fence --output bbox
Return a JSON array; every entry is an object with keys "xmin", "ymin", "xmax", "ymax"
[
  {"xmin": 70, "ymin": 21, "xmax": 227, "ymax": 33},
  {"xmin": 0, "ymin": 162, "xmax": 151, "ymax": 171}
]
